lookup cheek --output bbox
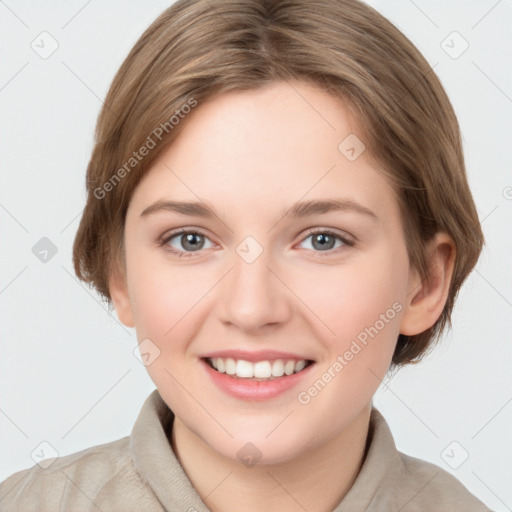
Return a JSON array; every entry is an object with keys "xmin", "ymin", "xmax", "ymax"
[
  {"xmin": 126, "ymin": 246, "xmax": 215, "ymax": 349},
  {"xmin": 312, "ymin": 248, "xmax": 408, "ymax": 384},
  {"xmin": 307, "ymin": 250, "xmax": 407, "ymax": 338}
]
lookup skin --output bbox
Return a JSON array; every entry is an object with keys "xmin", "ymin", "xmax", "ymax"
[{"xmin": 110, "ymin": 80, "xmax": 455, "ymax": 512}]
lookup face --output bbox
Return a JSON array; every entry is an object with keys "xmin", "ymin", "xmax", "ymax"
[{"xmin": 114, "ymin": 80, "xmax": 415, "ymax": 464}]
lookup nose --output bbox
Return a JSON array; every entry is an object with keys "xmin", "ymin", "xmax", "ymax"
[{"xmin": 218, "ymin": 242, "xmax": 292, "ymax": 333}]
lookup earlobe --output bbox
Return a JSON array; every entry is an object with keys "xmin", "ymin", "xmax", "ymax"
[
  {"xmin": 109, "ymin": 265, "xmax": 135, "ymax": 328},
  {"xmin": 399, "ymin": 233, "xmax": 456, "ymax": 336}
]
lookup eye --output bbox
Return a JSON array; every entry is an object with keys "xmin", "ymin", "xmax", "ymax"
[
  {"xmin": 160, "ymin": 229, "xmax": 215, "ymax": 258},
  {"xmin": 297, "ymin": 229, "xmax": 354, "ymax": 256},
  {"xmin": 159, "ymin": 228, "xmax": 354, "ymax": 259}
]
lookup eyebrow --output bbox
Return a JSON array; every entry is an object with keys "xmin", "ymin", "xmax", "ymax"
[{"xmin": 140, "ymin": 198, "xmax": 378, "ymax": 221}]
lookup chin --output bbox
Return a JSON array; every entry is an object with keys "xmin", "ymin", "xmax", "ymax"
[{"xmin": 207, "ymin": 424, "xmax": 313, "ymax": 467}]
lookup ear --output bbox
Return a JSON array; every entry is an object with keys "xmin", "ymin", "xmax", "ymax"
[
  {"xmin": 400, "ymin": 232, "xmax": 456, "ymax": 336},
  {"xmin": 109, "ymin": 264, "xmax": 135, "ymax": 328}
]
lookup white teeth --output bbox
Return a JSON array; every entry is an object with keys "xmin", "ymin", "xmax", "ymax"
[
  {"xmin": 208, "ymin": 357, "xmax": 310, "ymax": 379},
  {"xmin": 271, "ymin": 360, "xmax": 285, "ymax": 377},
  {"xmin": 284, "ymin": 360, "xmax": 295, "ymax": 375},
  {"xmin": 294, "ymin": 360, "xmax": 306, "ymax": 372},
  {"xmin": 235, "ymin": 359, "xmax": 254, "ymax": 378},
  {"xmin": 216, "ymin": 357, "xmax": 225, "ymax": 373},
  {"xmin": 225, "ymin": 358, "xmax": 236, "ymax": 375},
  {"xmin": 253, "ymin": 361, "xmax": 272, "ymax": 378}
]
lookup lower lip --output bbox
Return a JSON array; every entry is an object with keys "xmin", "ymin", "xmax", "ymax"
[{"xmin": 201, "ymin": 359, "xmax": 315, "ymax": 401}]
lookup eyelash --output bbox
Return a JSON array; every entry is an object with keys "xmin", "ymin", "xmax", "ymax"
[{"xmin": 159, "ymin": 228, "xmax": 354, "ymax": 259}]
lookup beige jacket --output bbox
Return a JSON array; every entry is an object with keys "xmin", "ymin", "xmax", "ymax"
[{"xmin": 0, "ymin": 390, "xmax": 492, "ymax": 511}]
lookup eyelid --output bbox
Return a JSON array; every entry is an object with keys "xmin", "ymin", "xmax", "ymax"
[
  {"xmin": 299, "ymin": 226, "xmax": 355, "ymax": 245},
  {"xmin": 159, "ymin": 227, "xmax": 216, "ymax": 254}
]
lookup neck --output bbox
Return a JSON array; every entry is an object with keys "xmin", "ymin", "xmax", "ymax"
[{"xmin": 170, "ymin": 404, "xmax": 372, "ymax": 512}]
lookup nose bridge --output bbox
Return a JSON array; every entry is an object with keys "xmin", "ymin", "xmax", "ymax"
[
  {"xmin": 233, "ymin": 239, "xmax": 272, "ymax": 292},
  {"xmin": 220, "ymin": 235, "xmax": 290, "ymax": 330}
]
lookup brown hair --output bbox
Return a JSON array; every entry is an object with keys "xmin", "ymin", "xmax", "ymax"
[{"xmin": 72, "ymin": 0, "xmax": 484, "ymax": 368}]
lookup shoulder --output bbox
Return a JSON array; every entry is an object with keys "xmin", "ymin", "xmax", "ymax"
[
  {"xmin": 360, "ymin": 407, "xmax": 493, "ymax": 512},
  {"xmin": 0, "ymin": 436, "xmax": 162, "ymax": 512},
  {"xmin": 395, "ymin": 451, "xmax": 493, "ymax": 511}
]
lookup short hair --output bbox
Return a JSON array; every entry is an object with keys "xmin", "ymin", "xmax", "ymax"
[{"xmin": 72, "ymin": 0, "xmax": 484, "ymax": 369}]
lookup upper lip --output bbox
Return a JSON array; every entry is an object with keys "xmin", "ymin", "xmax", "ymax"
[{"xmin": 200, "ymin": 349, "xmax": 314, "ymax": 363}]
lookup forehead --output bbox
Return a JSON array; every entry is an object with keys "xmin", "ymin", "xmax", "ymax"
[{"xmin": 127, "ymin": 80, "xmax": 399, "ymax": 223}]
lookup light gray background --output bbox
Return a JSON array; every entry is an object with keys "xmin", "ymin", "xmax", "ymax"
[{"xmin": 1, "ymin": 1, "xmax": 511, "ymax": 510}]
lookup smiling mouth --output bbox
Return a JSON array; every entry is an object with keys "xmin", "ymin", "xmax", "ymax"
[{"xmin": 202, "ymin": 357, "xmax": 315, "ymax": 381}]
